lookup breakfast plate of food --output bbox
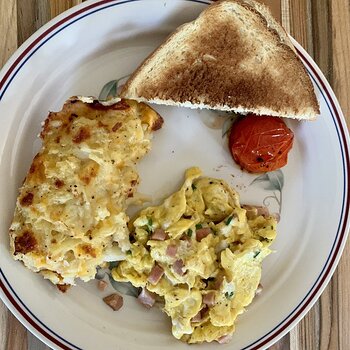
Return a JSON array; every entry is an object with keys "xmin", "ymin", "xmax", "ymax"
[{"xmin": 0, "ymin": 0, "xmax": 349, "ymax": 349}]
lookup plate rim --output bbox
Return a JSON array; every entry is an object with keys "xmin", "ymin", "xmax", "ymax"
[{"xmin": 0, "ymin": 0, "xmax": 349, "ymax": 349}]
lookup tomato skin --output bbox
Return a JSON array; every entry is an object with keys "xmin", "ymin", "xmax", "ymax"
[{"xmin": 229, "ymin": 114, "xmax": 294, "ymax": 173}]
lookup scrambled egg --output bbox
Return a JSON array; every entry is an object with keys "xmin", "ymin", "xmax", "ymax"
[
  {"xmin": 112, "ymin": 167, "xmax": 277, "ymax": 343},
  {"xmin": 9, "ymin": 97, "xmax": 163, "ymax": 286}
]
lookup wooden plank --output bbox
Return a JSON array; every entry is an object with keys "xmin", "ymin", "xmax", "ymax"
[
  {"xmin": 288, "ymin": 0, "xmax": 309, "ymax": 52},
  {"xmin": 0, "ymin": 300, "xmax": 28, "ymax": 350},
  {"xmin": 287, "ymin": 1, "xmax": 350, "ymax": 350},
  {"xmin": 0, "ymin": 0, "xmax": 17, "ymax": 67},
  {"xmin": 331, "ymin": 0, "xmax": 350, "ymax": 121},
  {"xmin": 0, "ymin": 301, "xmax": 8, "ymax": 350},
  {"xmin": 28, "ymin": 334, "xmax": 51, "ymax": 350},
  {"xmin": 17, "ymin": 0, "xmax": 51, "ymax": 46},
  {"xmin": 309, "ymin": 0, "xmax": 333, "ymax": 82},
  {"xmin": 269, "ymin": 334, "xmax": 290, "ymax": 350},
  {"xmin": 50, "ymin": 0, "xmax": 84, "ymax": 18},
  {"xmin": 280, "ymin": 0, "xmax": 290, "ymax": 33}
]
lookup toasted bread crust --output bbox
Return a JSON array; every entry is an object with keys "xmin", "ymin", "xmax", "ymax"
[{"xmin": 121, "ymin": 0, "xmax": 319, "ymax": 120}]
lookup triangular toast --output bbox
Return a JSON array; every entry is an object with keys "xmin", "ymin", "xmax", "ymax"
[{"xmin": 121, "ymin": 0, "xmax": 319, "ymax": 120}]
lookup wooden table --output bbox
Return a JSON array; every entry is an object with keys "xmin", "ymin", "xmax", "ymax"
[{"xmin": 0, "ymin": 1, "xmax": 349, "ymax": 349}]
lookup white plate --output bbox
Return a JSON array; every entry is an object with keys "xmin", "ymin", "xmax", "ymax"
[{"xmin": 0, "ymin": 1, "xmax": 349, "ymax": 349}]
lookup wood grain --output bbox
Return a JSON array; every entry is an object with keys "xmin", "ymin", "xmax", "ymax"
[
  {"xmin": 0, "ymin": 1, "xmax": 350, "ymax": 350},
  {"xmin": 0, "ymin": 302, "xmax": 27, "ymax": 350},
  {"xmin": 17, "ymin": 0, "xmax": 50, "ymax": 45},
  {"xmin": 50, "ymin": 0, "xmax": 84, "ymax": 18},
  {"xmin": 287, "ymin": 1, "xmax": 350, "ymax": 350},
  {"xmin": 0, "ymin": 0, "xmax": 17, "ymax": 67}
]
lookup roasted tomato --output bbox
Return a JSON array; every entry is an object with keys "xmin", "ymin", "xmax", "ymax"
[{"xmin": 229, "ymin": 114, "xmax": 294, "ymax": 173}]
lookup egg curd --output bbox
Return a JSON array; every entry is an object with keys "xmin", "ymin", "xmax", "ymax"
[{"xmin": 112, "ymin": 167, "xmax": 277, "ymax": 344}]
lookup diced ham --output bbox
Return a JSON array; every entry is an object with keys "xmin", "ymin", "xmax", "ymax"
[
  {"xmin": 203, "ymin": 291, "xmax": 216, "ymax": 307},
  {"xmin": 147, "ymin": 264, "xmax": 164, "ymax": 285},
  {"xmin": 97, "ymin": 280, "xmax": 108, "ymax": 291},
  {"xmin": 166, "ymin": 244, "xmax": 178, "ymax": 257},
  {"xmin": 196, "ymin": 227, "xmax": 212, "ymax": 241},
  {"xmin": 213, "ymin": 275, "xmax": 224, "ymax": 290},
  {"xmin": 200, "ymin": 306, "xmax": 209, "ymax": 318},
  {"xmin": 243, "ymin": 205, "xmax": 269, "ymax": 219},
  {"xmin": 256, "ymin": 206, "xmax": 270, "ymax": 217},
  {"xmin": 191, "ymin": 306, "xmax": 209, "ymax": 323},
  {"xmin": 272, "ymin": 212, "xmax": 280, "ymax": 223},
  {"xmin": 191, "ymin": 310, "xmax": 202, "ymax": 323},
  {"xmin": 151, "ymin": 228, "xmax": 168, "ymax": 241},
  {"xmin": 173, "ymin": 259, "xmax": 185, "ymax": 276},
  {"xmin": 103, "ymin": 293, "xmax": 123, "ymax": 311},
  {"xmin": 138, "ymin": 288, "xmax": 156, "ymax": 308},
  {"xmin": 242, "ymin": 205, "xmax": 257, "ymax": 219},
  {"xmin": 217, "ymin": 334, "xmax": 232, "ymax": 344}
]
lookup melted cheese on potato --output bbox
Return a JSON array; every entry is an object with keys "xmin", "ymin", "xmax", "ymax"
[
  {"xmin": 112, "ymin": 167, "xmax": 277, "ymax": 343},
  {"xmin": 9, "ymin": 97, "xmax": 163, "ymax": 286}
]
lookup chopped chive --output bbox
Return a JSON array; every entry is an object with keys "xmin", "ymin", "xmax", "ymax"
[
  {"xmin": 225, "ymin": 216, "xmax": 233, "ymax": 225},
  {"xmin": 148, "ymin": 218, "xmax": 153, "ymax": 226},
  {"xmin": 109, "ymin": 261, "xmax": 119, "ymax": 269},
  {"xmin": 253, "ymin": 251, "xmax": 261, "ymax": 258},
  {"xmin": 187, "ymin": 228, "xmax": 193, "ymax": 237},
  {"xmin": 126, "ymin": 250, "xmax": 132, "ymax": 255},
  {"xmin": 191, "ymin": 184, "xmax": 197, "ymax": 190},
  {"xmin": 195, "ymin": 224, "xmax": 202, "ymax": 230},
  {"xmin": 225, "ymin": 291, "xmax": 234, "ymax": 299}
]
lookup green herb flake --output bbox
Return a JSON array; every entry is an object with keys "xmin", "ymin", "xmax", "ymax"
[
  {"xmin": 126, "ymin": 250, "xmax": 132, "ymax": 255},
  {"xmin": 225, "ymin": 291, "xmax": 234, "ymax": 299},
  {"xmin": 225, "ymin": 216, "xmax": 233, "ymax": 225},
  {"xmin": 109, "ymin": 261, "xmax": 119, "ymax": 269},
  {"xmin": 187, "ymin": 229, "xmax": 193, "ymax": 237},
  {"xmin": 253, "ymin": 251, "xmax": 261, "ymax": 258},
  {"xmin": 191, "ymin": 184, "xmax": 197, "ymax": 190},
  {"xmin": 145, "ymin": 217, "xmax": 153, "ymax": 233},
  {"xmin": 195, "ymin": 223, "xmax": 202, "ymax": 230}
]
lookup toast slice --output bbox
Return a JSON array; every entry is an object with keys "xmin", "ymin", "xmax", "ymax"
[{"xmin": 120, "ymin": 0, "xmax": 320, "ymax": 120}]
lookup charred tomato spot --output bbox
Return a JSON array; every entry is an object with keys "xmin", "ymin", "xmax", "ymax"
[
  {"xmin": 81, "ymin": 244, "xmax": 96, "ymax": 258},
  {"xmin": 112, "ymin": 122, "xmax": 122, "ymax": 132},
  {"xmin": 55, "ymin": 179, "xmax": 64, "ymax": 188},
  {"xmin": 151, "ymin": 115, "xmax": 164, "ymax": 131},
  {"xmin": 112, "ymin": 100, "xmax": 130, "ymax": 110},
  {"xmin": 69, "ymin": 113, "xmax": 78, "ymax": 122},
  {"xmin": 14, "ymin": 231, "xmax": 37, "ymax": 254},
  {"xmin": 20, "ymin": 192, "xmax": 34, "ymax": 206},
  {"xmin": 73, "ymin": 127, "xmax": 90, "ymax": 144},
  {"xmin": 57, "ymin": 284, "xmax": 70, "ymax": 293}
]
